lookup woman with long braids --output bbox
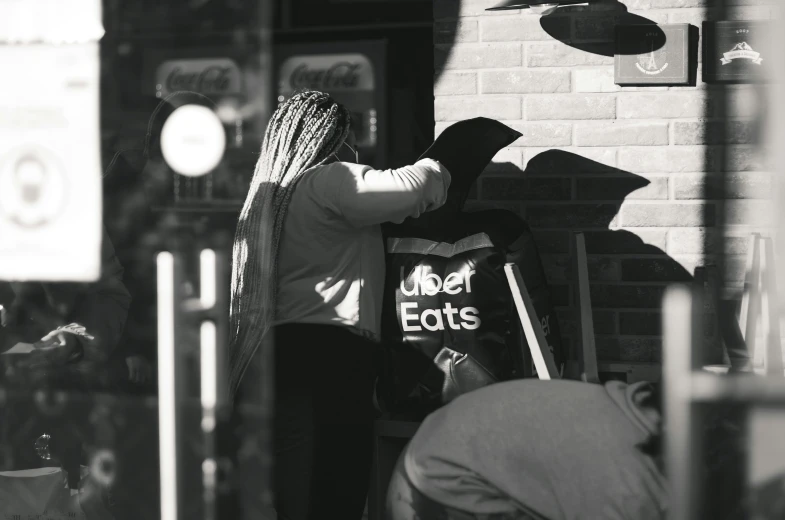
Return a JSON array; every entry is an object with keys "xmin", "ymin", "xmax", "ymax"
[{"xmin": 229, "ymin": 90, "xmax": 451, "ymax": 519}]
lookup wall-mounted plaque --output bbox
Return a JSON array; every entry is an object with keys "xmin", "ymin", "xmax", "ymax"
[
  {"xmin": 703, "ymin": 21, "xmax": 771, "ymax": 83},
  {"xmin": 615, "ymin": 24, "xmax": 692, "ymax": 86}
]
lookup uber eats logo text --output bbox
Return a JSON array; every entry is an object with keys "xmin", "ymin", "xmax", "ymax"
[{"xmin": 398, "ymin": 266, "xmax": 481, "ymax": 332}]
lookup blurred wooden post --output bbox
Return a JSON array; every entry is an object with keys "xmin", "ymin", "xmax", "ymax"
[
  {"xmin": 759, "ymin": 237, "xmax": 783, "ymax": 376},
  {"xmin": 664, "ymin": 285, "xmax": 785, "ymax": 520},
  {"xmin": 739, "ymin": 233, "xmax": 761, "ymax": 353},
  {"xmin": 663, "ymin": 285, "xmax": 701, "ymax": 520},
  {"xmin": 572, "ymin": 233, "xmax": 600, "ymax": 384}
]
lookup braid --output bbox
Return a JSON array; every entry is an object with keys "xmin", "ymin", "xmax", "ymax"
[{"xmin": 228, "ymin": 90, "xmax": 351, "ymax": 398}]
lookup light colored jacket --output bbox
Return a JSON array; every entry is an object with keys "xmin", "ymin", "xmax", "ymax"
[{"xmin": 274, "ymin": 158, "xmax": 451, "ymax": 339}]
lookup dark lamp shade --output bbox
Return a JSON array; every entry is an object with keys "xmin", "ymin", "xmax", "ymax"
[{"xmin": 486, "ymin": 0, "xmax": 588, "ymax": 11}]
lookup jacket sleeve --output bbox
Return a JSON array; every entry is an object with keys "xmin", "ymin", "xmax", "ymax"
[
  {"xmin": 47, "ymin": 228, "xmax": 132, "ymax": 363},
  {"xmin": 335, "ymin": 159, "xmax": 452, "ymax": 227}
]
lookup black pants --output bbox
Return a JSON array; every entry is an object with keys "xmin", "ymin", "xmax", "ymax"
[{"xmin": 274, "ymin": 324, "xmax": 377, "ymax": 520}]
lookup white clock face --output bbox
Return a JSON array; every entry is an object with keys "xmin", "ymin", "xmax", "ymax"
[{"xmin": 160, "ymin": 104, "xmax": 226, "ymax": 178}]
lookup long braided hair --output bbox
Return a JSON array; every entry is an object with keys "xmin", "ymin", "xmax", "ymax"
[{"xmin": 228, "ymin": 90, "xmax": 352, "ymax": 397}]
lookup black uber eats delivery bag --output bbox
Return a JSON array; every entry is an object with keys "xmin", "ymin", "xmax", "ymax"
[{"xmin": 378, "ymin": 118, "xmax": 564, "ymax": 419}]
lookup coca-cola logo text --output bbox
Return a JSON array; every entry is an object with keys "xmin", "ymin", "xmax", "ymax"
[
  {"xmin": 289, "ymin": 62, "xmax": 362, "ymax": 90},
  {"xmin": 166, "ymin": 66, "xmax": 234, "ymax": 94}
]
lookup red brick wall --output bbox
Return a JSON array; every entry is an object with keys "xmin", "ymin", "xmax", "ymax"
[{"xmin": 433, "ymin": 0, "xmax": 775, "ymax": 371}]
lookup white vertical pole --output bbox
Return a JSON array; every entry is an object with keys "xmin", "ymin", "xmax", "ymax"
[
  {"xmin": 200, "ymin": 249, "xmax": 217, "ymax": 412},
  {"xmin": 157, "ymin": 252, "xmax": 178, "ymax": 520},
  {"xmin": 739, "ymin": 234, "xmax": 760, "ymax": 356},
  {"xmin": 760, "ymin": 238, "xmax": 784, "ymax": 376},
  {"xmin": 574, "ymin": 233, "xmax": 599, "ymax": 383}
]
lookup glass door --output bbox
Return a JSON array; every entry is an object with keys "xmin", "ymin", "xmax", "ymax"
[{"xmin": 0, "ymin": 2, "xmax": 274, "ymax": 519}]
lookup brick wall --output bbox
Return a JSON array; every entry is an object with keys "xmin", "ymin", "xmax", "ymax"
[{"xmin": 433, "ymin": 0, "xmax": 776, "ymax": 372}]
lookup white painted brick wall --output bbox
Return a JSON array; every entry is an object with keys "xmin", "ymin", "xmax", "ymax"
[
  {"xmin": 433, "ymin": 0, "xmax": 773, "ymax": 361},
  {"xmin": 525, "ymin": 95, "xmax": 616, "ymax": 120},
  {"xmin": 481, "ymin": 70, "xmax": 571, "ymax": 94},
  {"xmin": 434, "ymin": 72, "xmax": 478, "ymax": 96},
  {"xmin": 575, "ymin": 122, "xmax": 669, "ymax": 147},
  {"xmin": 435, "ymin": 96, "xmax": 521, "ymax": 121},
  {"xmin": 436, "ymin": 43, "xmax": 522, "ymax": 70}
]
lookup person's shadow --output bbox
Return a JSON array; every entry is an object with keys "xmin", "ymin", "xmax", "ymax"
[
  {"xmin": 480, "ymin": 149, "xmax": 698, "ymax": 365},
  {"xmin": 433, "ymin": 2, "xmax": 712, "ymax": 367}
]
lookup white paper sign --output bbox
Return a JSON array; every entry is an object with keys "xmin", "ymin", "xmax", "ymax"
[
  {"xmin": 0, "ymin": 0, "xmax": 103, "ymax": 45},
  {"xmin": 0, "ymin": 342, "xmax": 35, "ymax": 355},
  {"xmin": 0, "ymin": 39, "xmax": 102, "ymax": 281}
]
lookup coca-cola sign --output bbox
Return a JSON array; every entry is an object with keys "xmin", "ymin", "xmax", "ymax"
[
  {"xmin": 279, "ymin": 54, "xmax": 374, "ymax": 95},
  {"xmin": 155, "ymin": 58, "xmax": 242, "ymax": 97}
]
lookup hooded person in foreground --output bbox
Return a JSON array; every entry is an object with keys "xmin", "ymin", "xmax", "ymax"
[
  {"xmin": 386, "ymin": 378, "xmax": 666, "ymax": 520},
  {"xmin": 386, "ymin": 371, "xmax": 758, "ymax": 520}
]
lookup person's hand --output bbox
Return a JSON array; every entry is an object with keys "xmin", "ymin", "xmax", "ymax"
[
  {"xmin": 125, "ymin": 355, "xmax": 153, "ymax": 384},
  {"xmin": 14, "ymin": 330, "xmax": 82, "ymax": 370},
  {"xmin": 36, "ymin": 327, "xmax": 85, "ymax": 359},
  {"xmin": 37, "ymin": 328, "xmax": 81, "ymax": 348}
]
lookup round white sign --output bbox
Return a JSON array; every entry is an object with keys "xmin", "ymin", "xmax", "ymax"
[
  {"xmin": 0, "ymin": 147, "xmax": 67, "ymax": 228},
  {"xmin": 160, "ymin": 104, "xmax": 226, "ymax": 177}
]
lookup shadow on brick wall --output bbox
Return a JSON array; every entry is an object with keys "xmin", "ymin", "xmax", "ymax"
[
  {"xmin": 433, "ymin": 0, "xmax": 667, "ymax": 84},
  {"xmin": 476, "ymin": 149, "xmax": 703, "ymax": 364},
  {"xmin": 540, "ymin": 0, "xmax": 664, "ymax": 57}
]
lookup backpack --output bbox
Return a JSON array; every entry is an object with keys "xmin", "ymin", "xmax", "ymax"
[{"xmin": 378, "ymin": 118, "xmax": 564, "ymax": 419}]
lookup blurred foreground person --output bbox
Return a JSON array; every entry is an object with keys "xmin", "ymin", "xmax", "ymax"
[
  {"xmin": 229, "ymin": 90, "xmax": 451, "ymax": 520},
  {"xmin": 387, "ymin": 379, "xmax": 667, "ymax": 520},
  {"xmin": 0, "ymin": 229, "xmax": 131, "ymax": 512},
  {"xmin": 0, "ymin": 228, "xmax": 131, "ymax": 389}
]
